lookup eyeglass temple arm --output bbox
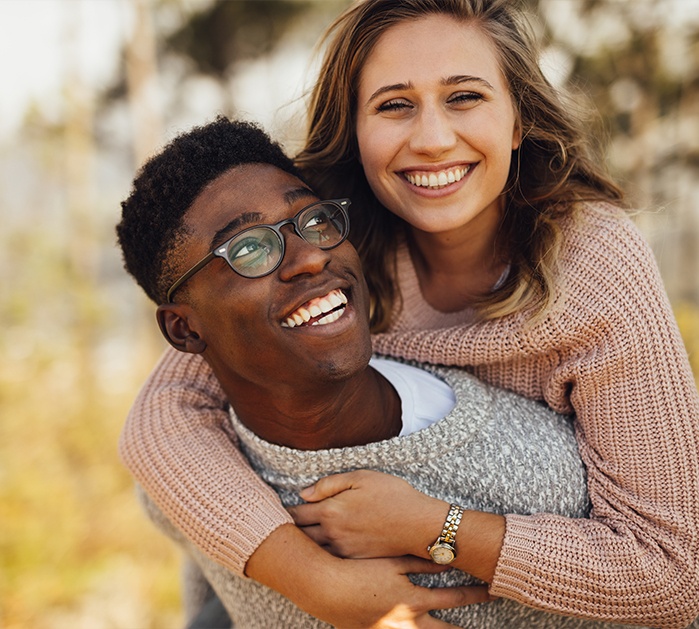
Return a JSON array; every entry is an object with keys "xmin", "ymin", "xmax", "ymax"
[{"xmin": 166, "ymin": 252, "xmax": 217, "ymax": 303}]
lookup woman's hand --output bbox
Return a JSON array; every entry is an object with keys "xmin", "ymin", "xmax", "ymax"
[{"xmin": 288, "ymin": 469, "xmax": 446, "ymax": 559}]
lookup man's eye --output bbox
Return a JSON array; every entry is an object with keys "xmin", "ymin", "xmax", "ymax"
[
  {"xmin": 303, "ymin": 214, "xmax": 328, "ymax": 229},
  {"xmin": 232, "ymin": 241, "xmax": 264, "ymax": 259},
  {"xmin": 229, "ymin": 237, "xmax": 275, "ymax": 270}
]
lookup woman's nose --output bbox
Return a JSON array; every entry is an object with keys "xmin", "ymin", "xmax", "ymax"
[
  {"xmin": 277, "ymin": 227, "xmax": 331, "ymax": 281},
  {"xmin": 409, "ymin": 107, "xmax": 458, "ymax": 157}
]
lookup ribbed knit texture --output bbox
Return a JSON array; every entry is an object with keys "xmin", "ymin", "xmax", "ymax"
[
  {"xmin": 119, "ymin": 202, "xmax": 699, "ymax": 627},
  {"xmin": 144, "ymin": 366, "xmax": 639, "ymax": 628}
]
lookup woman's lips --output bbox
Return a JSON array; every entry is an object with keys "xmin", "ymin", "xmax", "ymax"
[{"xmin": 403, "ymin": 165, "xmax": 472, "ymax": 190}]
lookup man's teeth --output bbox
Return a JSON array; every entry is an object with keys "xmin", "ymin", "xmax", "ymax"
[
  {"xmin": 281, "ymin": 289, "xmax": 348, "ymax": 328},
  {"xmin": 405, "ymin": 166, "xmax": 471, "ymax": 189}
]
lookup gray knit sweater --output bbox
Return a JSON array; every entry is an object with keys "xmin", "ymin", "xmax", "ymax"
[{"xmin": 144, "ymin": 364, "xmax": 640, "ymax": 628}]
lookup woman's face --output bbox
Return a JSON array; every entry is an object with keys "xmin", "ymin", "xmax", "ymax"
[{"xmin": 355, "ymin": 14, "xmax": 521, "ymax": 240}]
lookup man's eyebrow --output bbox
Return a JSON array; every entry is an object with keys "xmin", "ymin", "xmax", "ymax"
[
  {"xmin": 210, "ymin": 212, "xmax": 262, "ymax": 249},
  {"xmin": 365, "ymin": 75, "xmax": 495, "ymax": 104},
  {"xmin": 284, "ymin": 186, "xmax": 316, "ymax": 205},
  {"xmin": 209, "ymin": 186, "xmax": 317, "ymax": 249}
]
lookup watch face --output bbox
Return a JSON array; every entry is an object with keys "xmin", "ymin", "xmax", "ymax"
[{"xmin": 430, "ymin": 544, "xmax": 455, "ymax": 565}]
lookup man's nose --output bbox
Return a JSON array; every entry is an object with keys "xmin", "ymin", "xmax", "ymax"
[{"xmin": 277, "ymin": 226, "xmax": 331, "ymax": 281}]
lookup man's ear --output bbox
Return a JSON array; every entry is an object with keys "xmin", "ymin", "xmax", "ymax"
[{"xmin": 156, "ymin": 304, "xmax": 207, "ymax": 354}]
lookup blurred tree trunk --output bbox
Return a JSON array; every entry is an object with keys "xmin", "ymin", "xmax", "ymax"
[
  {"xmin": 62, "ymin": 0, "xmax": 101, "ymax": 399},
  {"xmin": 63, "ymin": 0, "xmax": 96, "ymax": 283},
  {"xmin": 125, "ymin": 0, "xmax": 163, "ymax": 168},
  {"xmin": 124, "ymin": 0, "xmax": 168, "ymax": 356}
]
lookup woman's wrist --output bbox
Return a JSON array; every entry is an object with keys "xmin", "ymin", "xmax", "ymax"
[{"xmin": 452, "ymin": 511, "xmax": 505, "ymax": 583}]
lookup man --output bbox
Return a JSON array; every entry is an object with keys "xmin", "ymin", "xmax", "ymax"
[{"xmin": 117, "ymin": 118, "xmax": 600, "ymax": 628}]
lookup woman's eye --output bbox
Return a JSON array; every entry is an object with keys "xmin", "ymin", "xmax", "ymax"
[
  {"xmin": 375, "ymin": 98, "xmax": 412, "ymax": 113},
  {"xmin": 448, "ymin": 92, "xmax": 483, "ymax": 106}
]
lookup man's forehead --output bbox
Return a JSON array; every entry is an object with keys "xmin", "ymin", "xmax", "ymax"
[{"xmin": 188, "ymin": 165, "xmax": 308, "ymax": 222}]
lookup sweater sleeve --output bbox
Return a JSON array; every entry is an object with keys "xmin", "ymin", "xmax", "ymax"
[
  {"xmin": 373, "ymin": 208, "xmax": 699, "ymax": 627},
  {"xmin": 118, "ymin": 347, "xmax": 293, "ymax": 577}
]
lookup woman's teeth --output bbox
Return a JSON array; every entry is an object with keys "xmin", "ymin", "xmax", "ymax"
[
  {"xmin": 405, "ymin": 166, "xmax": 471, "ymax": 189},
  {"xmin": 281, "ymin": 289, "xmax": 348, "ymax": 328}
]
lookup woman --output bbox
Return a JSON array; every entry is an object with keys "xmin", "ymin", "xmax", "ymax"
[{"xmin": 120, "ymin": 0, "xmax": 699, "ymax": 626}]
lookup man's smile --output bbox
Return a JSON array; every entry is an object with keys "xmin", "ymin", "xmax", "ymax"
[{"xmin": 281, "ymin": 288, "xmax": 348, "ymax": 328}]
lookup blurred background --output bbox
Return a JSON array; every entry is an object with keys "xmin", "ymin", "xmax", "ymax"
[{"xmin": 1, "ymin": 0, "xmax": 697, "ymax": 627}]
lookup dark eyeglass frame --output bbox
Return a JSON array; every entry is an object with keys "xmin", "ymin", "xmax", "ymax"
[{"xmin": 166, "ymin": 198, "xmax": 351, "ymax": 303}]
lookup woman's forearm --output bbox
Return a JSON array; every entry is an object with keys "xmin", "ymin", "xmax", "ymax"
[{"xmin": 120, "ymin": 347, "xmax": 292, "ymax": 576}]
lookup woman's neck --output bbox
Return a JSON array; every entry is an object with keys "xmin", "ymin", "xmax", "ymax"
[{"xmin": 408, "ymin": 218, "xmax": 506, "ymax": 313}]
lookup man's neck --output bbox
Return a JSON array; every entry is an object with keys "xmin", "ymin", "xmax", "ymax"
[{"xmin": 222, "ymin": 366, "xmax": 402, "ymax": 451}]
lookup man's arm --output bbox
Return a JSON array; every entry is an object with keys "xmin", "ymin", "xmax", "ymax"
[{"xmin": 246, "ymin": 523, "xmax": 492, "ymax": 628}]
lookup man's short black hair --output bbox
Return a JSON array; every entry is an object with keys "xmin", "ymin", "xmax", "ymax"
[{"xmin": 117, "ymin": 116, "xmax": 301, "ymax": 304}]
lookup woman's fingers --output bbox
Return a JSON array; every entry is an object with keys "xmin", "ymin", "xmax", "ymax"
[{"xmin": 299, "ymin": 470, "xmax": 365, "ymax": 502}]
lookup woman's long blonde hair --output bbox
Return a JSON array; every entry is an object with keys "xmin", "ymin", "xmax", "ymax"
[{"xmin": 295, "ymin": 0, "xmax": 625, "ymax": 332}]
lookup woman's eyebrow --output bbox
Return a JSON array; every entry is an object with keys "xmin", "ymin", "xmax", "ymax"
[
  {"xmin": 365, "ymin": 75, "xmax": 495, "ymax": 105},
  {"xmin": 443, "ymin": 75, "xmax": 495, "ymax": 90},
  {"xmin": 366, "ymin": 82, "xmax": 411, "ymax": 105}
]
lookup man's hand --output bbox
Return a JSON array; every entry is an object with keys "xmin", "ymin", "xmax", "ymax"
[{"xmin": 245, "ymin": 524, "xmax": 492, "ymax": 628}]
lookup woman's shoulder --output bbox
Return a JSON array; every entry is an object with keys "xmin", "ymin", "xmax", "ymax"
[
  {"xmin": 539, "ymin": 201, "xmax": 672, "ymax": 344},
  {"xmin": 557, "ymin": 201, "xmax": 664, "ymax": 300}
]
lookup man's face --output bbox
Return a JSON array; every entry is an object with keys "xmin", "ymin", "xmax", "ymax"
[{"xmin": 176, "ymin": 163, "xmax": 373, "ymax": 394}]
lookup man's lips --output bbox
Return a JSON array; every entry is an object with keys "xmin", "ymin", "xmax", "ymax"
[
  {"xmin": 281, "ymin": 288, "xmax": 348, "ymax": 328},
  {"xmin": 402, "ymin": 165, "xmax": 472, "ymax": 190}
]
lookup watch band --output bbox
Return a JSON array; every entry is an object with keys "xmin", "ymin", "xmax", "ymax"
[
  {"xmin": 439, "ymin": 503, "xmax": 464, "ymax": 544},
  {"xmin": 427, "ymin": 503, "xmax": 464, "ymax": 564}
]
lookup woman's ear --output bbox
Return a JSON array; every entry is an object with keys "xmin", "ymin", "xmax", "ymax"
[
  {"xmin": 512, "ymin": 116, "xmax": 522, "ymax": 151},
  {"xmin": 156, "ymin": 304, "xmax": 207, "ymax": 354}
]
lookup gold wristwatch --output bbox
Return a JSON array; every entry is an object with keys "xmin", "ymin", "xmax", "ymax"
[{"xmin": 427, "ymin": 503, "xmax": 464, "ymax": 565}]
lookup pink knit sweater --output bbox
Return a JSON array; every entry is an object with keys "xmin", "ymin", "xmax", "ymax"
[{"xmin": 119, "ymin": 202, "xmax": 699, "ymax": 627}]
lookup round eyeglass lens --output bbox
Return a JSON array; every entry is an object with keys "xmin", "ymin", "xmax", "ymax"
[
  {"xmin": 299, "ymin": 203, "xmax": 347, "ymax": 248},
  {"xmin": 227, "ymin": 228, "xmax": 283, "ymax": 277}
]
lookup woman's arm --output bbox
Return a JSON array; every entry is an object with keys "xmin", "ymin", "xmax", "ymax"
[
  {"xmin": 289, "ymin": 470, "xmax": 505, "ymax": 583},
  {"xmin": 119, "ymin": 347, "xmax": 293, "ymax": 576},
  {"xmin": 369, "ymin": 209, "xmax": 699, "ymax": 627}
]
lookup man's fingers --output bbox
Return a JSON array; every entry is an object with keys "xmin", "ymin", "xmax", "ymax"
[
  {"xmin": 295, "ymin": 523, "xmax": 327, "ymax": 545},
  {"xmin": 421, "ymin": 584, "xmax": 492, "ymax": 610},
  {"xmin": 392, "ymin": 556, "xmax": 451, "ymax": 575},
  {"xmin": 418, "ymin": 616, "xmax": 461, "ymax": 628},
  {"xmin": 287, "ymin": 501, "xmax": 321, "ymax": 526}
]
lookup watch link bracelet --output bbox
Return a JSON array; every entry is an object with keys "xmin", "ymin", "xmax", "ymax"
[{"xmin": 427, "ymin": 503, "xmax": 464, "ymax": 565}]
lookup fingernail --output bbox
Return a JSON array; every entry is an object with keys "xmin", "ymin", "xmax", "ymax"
[{"xmin": 299, "ymin": 486, "xmax": 314, "ymax": 499}]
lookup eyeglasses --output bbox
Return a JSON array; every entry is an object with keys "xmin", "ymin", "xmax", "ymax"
[{"xmin": 166, "ymin": 198, "xmax": 351, "ymax": 303}]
